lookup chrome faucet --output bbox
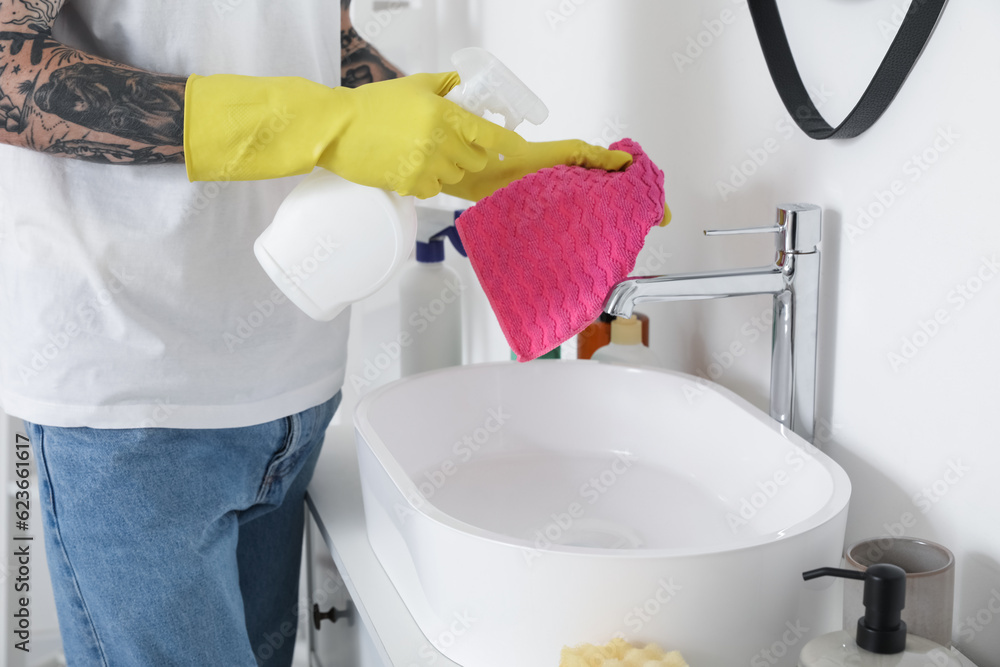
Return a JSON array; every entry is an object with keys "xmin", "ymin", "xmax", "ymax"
[{"xmin": 603, "ymin": 204, "xmax": 822, "ymax": 443}]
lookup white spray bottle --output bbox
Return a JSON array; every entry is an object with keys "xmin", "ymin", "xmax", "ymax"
[{"xmin": 253, "ymin": 47, "xmax": 548, "ymax": 322}]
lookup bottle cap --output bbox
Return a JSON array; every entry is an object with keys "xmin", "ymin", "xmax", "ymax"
[
  {"xmin": 610, "ymin": 315, "xmax": 642, "ymax": 346},
  {"xmin": 414, "ymin": 208, "xmax": 467, "ymax": 263},
  {"xmin": 416, "ymin": 239, "xmax": 445, "ymax": 263}
]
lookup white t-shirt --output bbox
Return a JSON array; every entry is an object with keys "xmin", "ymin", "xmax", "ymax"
[{"xmin": 0, "ymin": 1, "xmax": 350, "ymax": 428}]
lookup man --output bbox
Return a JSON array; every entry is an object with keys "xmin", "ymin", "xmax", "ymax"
[{"xmin": 0, "ymin": 1, "xmax": 631, "ymax": 664}]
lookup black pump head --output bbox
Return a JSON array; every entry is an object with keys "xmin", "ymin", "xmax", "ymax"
[{"xmin": 802, "ymin": 564, "xmax": 907, "ymax": 654}]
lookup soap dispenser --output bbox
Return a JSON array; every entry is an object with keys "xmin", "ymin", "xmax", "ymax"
[{"xmin": 798, "ymin": 565, "xmax": 960, "ymax": 667}]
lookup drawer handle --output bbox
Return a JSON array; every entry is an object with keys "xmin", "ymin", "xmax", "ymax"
[{"xmin": 313, "ymin": 600, "xmax": 355, "ymax": 630}]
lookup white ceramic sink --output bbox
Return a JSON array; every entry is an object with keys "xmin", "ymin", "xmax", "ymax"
[{"xmin": 354, "ymin": 361, "xmax": 851, "ymax": 667}]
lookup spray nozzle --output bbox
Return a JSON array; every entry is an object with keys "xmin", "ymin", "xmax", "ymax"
[
  {"xmin": 803, "ymin": 564, "xmax": 907, "ymax": 655},
  {"xmin": 415, "ymin": 206, "xmax": 467, "ymax": 262},
  {"xmin": 444, "ymin": 47, "xmax": 549, "ymax": 131}
]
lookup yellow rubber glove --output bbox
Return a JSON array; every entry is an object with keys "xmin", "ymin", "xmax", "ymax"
[
  {"xmin": 184, "ymin": 71, "xmax": 528, "ymax": 199},
  {"xmin": 441, "ymin": 140, "xmax": 672, "ymax": 226}
]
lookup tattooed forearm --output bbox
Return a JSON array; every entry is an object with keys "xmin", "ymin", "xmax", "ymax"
[
  {"xmin": 340, "ymin": 4, "xmax": 404, "ymax": 88},
  {"xmin": 34, "ymin": 62, "xmax": 184, "ymax": 146},
  {"xmin": 0, "ymin": 1, "xmax": 185, "ymax": 164}
]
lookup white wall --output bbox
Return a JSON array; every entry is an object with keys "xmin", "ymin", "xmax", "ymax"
[
  {"xmin": 471, "ymin": 1, "xmax": 1000, "ymax": 664},
  {"xmin": 351, "ymin": 1, "xmax": 999, "ymax": 663},
  {"xmin": 355, "ymin": 0, "xmax": 1000, "ymax": 663}
]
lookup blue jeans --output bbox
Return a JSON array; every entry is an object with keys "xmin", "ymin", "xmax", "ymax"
[{"xmin": 23, "ymin": 392, "xmax": 341, "ymax": 667}]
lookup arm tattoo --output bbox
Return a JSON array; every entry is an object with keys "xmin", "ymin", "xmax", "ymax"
[
  {"xmin": 0, "ymin": 27, "xmax": 48, "ymax": 65},
  {"xmin": 340, "ymin": 2, "xmax": 404, "ymax": 88},
  {"xmin": 341, "ymin": 25, "xmax": 404, "ymax": 87},
  {"xmin": 6, "ymin": 0, "xmax": 58, "ymax": 30},
  {"xmin": 34, "ymin": 62, "xmax": 184, "ymax": 146},
  {"xmin": 0, "ymin": 1, "xmax": 185, "ymax": 164}
]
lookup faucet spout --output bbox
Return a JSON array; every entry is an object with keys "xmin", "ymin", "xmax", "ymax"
[
  {"xmin": 602, "ymin": 204, "xmax": 823, "ymax": 444},
  {"xmin": 603, "ymin": 266, "xmax": 787, "ymax": 319}
]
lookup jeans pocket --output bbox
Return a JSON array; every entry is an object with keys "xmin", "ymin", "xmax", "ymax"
[
  {"xmin": 251, "ymin": 394, "xmax": 339, "ymax": 510},
  {"xmin": 255, "ymin": 415, "xmax": 297, "ymax": 498}
]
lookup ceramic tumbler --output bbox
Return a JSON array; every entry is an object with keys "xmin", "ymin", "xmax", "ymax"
[{"xmin": 842, "ymin": 537, "xmax": 955, "ymax": 647}]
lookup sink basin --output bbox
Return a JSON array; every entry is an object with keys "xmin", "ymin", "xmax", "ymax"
[{"xmin": 354, "ymin": 361, "xmax": 851, "ymax": 667}]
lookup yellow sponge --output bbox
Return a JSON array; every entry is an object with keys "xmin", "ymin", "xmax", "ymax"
[{"xmin": 559, "ymin": 638, "xmax": 688, "ymax": 667}]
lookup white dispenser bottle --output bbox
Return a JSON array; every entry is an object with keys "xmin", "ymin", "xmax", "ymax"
[
  {"xmin": 591, "ymin": 315, "xmax": 660, "ymax": 367},
  {"xmin": 798, "ymin": 565, "xmax": 961, "ymax": 667},
  {"xmin": 400, "ymin": 208, "xmax": 466, "ymax": 376},
  {"xmin": 253, "ymin": 48, "xmax": 548, "ymax": 322}
]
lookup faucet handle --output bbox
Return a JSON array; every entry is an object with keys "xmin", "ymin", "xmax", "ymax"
[
  {"xmin": 704, "ymin": 204, "xmax": 822, "ymax": 255},
  {"xmin": 703, "ymin": 226, "xmax": 780, "ymax": 237}
]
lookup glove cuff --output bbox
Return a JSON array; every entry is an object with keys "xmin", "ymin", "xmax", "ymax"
[{"xmin": 184, "ymin": 73, "xmax": 344, "ymax": 182}]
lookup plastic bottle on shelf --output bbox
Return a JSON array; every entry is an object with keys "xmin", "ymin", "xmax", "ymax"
[
  {"xmin": 253, "ymin": 48, "xmax": 549, "ymax": 322},
  {"xmin": 577, "ymin": 313, "xmax": 614, "ymax": 360},
  {"xmin": 591, "ymin": 315, "xmax": 659, "ymax": 367},
  {"xmin": 577, "ymin": 311, "xmax": 649, "ymax": 359},
  {"xmin": 400, "ymin": 209, "xmax": 466, "ymax": 377}
]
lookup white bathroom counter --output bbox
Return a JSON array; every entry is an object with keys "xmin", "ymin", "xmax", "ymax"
[
  {"xmin": 305, "ymin": 421, "xmax": 462, "ymax": 667},
  {"xmin": 305, "ymin": 422, "xmax": 981, "ymax": 667}
]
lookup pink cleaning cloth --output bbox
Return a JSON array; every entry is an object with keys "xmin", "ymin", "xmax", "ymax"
[{"xmin": 456, "ymin": 138, "xmax": 666, "ymax": 362}]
